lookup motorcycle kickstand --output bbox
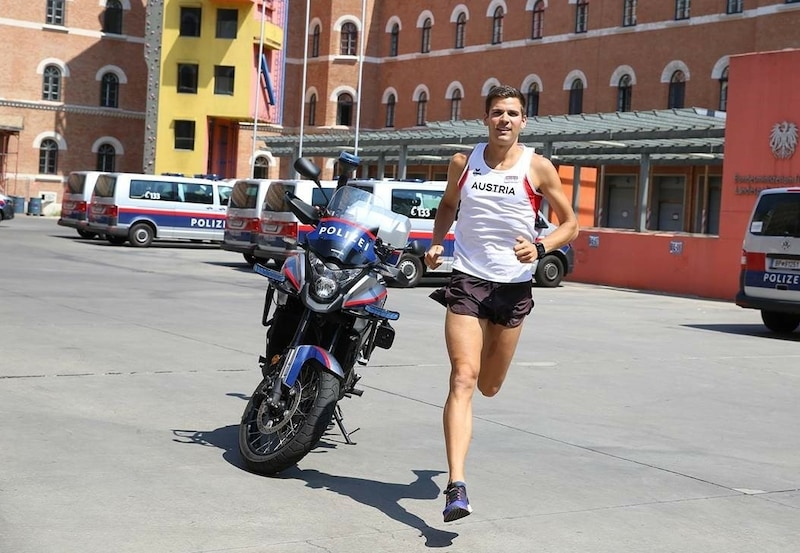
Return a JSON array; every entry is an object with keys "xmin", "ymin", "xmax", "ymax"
[{"xmin": 333, "ymin": 404, "xmax": 359, "ymax": 445}]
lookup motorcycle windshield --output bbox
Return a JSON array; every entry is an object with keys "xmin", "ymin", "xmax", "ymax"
[{"xmin": 306, "ymin": 186, "xmax": 412, "ymax": 266}]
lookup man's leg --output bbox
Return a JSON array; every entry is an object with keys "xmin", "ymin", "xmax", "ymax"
[
  {"xmin": 477, "ymin": 322, "xmax": 525, "ymax": 397},
  {"xmin": 443, "ymin": 310, "xmax": 485, "ymax": 485}
]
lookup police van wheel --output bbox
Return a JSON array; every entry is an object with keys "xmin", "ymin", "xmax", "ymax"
[
  {"xmin": 106, "ymin": 235, "xmax": 127, "ymax": 246},
  {"xmin": 129, "ymin": 223, "xmax": 154, "ymax": 248},
  {"xmin": 243, "ymin": 253, "xmax": 257, "ymax": 266},
  {"xmin": 396, "ymin": 254, "xmax": 423, "ymax": 288},
  {"xmin": 761, "ymin": 310, "xmax": 800, "ymax": 333},
  {"xmin": 534, "ymin": 254, "xmax": 565, "ymax": 288},
  {"xmin": 77, "ymin": 229, "xmax": 97, "ymax": 239}
]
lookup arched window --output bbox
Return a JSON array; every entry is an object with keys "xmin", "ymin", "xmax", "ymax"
[
  {"xmin": 450, "ymin": 89, "xmax": 462, "ymax": 121},
  {"xmin": 623, "ymin": 0, "xmax": 637, "ymax": 27},
  {"xmin": 103, "ymin": 0, "xmax": 123, "ymax": 34},
  {"xmin": 308, "ymin": 94, "xmax": 317, "ymax": 126},
  {"xmin": 386, "ymin": 94, "xmax": 396, "ymax": 127},
  {"xmin": 568, "ymin": 79, "xmax": 584, "ymax": 115},
  {"xmin": 100, "ymin": 72, "xmax": 119, "ymax": 108},
  {"xmin": 420, "ymin": 18, "xmax": 432, "ymax": 53},
  {"xmin": 96, "ymin": 143, "xmax": 116, "ymax": 172},
  {"xmin": 668, "ymin": 70, "xmax": 686, "ymax": 108},
  {"xmin": 39, "ymin": 139, "xmax": 59, "ymax": 174},
  {"xmin": 311, "ymin": 24, "xmax": 320, "ymax": 58},
  {"xmin": 526, "ymin": 83, "xmax": 540, "ymax": 117},
  {"xmin": 718, "ymin": 67, "xmax": 729, "ymax": 112},
  {"xmin": 337, "ymin": 93, "xmax": 354, "ymax": 126},
  {"xmin": 617, "ymin": 74, "xmax": 632, "ymax": 112},
  {"xmin": 532, "ymin": 1, "xmax": 545, "ymax": 39},
  {"xmin": 254, "ymin": 156, "xmax": 270, "ymax": 179},
  {"xmin": 491, "ymin": 7, "xmax": 504, "ymax": 44},
  {"xmin": 455, "ymin": 12, "xmax": 466, "ymax": 49},
  {"xmin": 340, "ymin": 22, "xmax": 357, "ymax": 56},
  {"xmin": 416, "ymin": 91, "xmax": 428, "ymax": 126},
  {"xmin": 575, "ymin": 0, "xmax": 589, "ymax": 33},
  {"xmin": 390, "ymin": 23, "xmax": 399, "ymax": 56},
  {"xmin": 42, "ymin": 65, "xmax": 62, "ymax": 101}
]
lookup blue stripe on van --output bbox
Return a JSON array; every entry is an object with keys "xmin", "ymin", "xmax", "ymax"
[
  {"xmin": 118, "ymin": 208, "xmax": 226, "ymax": 230},
  {"xmin": 745, "ymin": 270, "xmax": 800, "ymax": 290}
]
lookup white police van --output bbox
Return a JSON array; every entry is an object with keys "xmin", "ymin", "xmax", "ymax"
[
  {"xmin": 350, "ymin": 179, "xmax": 574, "ymax": 288},
  {"xmin": 58, "ymin": 170, "xmax": 106, "ymax": 239},
  {"xmin": 736, "ymin": 187, "xmax": 800, "ymax": 333},
  {"xmin": 87, "ymin": 173, "xmax": 232, "ymax": 247},
  {"xmin": 222, "ymin": 179, "xmax": 274, "ymax": 265}
]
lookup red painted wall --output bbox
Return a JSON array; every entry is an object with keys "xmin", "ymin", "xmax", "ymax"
[{"xmin": 569, "ymin": 48, "xmax": 800, "ymax": 300}]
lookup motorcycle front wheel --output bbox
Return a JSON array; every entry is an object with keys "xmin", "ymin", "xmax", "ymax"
[{"xmin": 238, "ymin": 362, "xmax": 340, "ymax": 475}]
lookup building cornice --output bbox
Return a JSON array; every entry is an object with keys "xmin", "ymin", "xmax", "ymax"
[{"xmin": 0, "ymin": 99, "xmax": 145, "ymax": 120}]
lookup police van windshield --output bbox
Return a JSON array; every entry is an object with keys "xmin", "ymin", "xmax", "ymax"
[{"xmin": 752, "ymin": 193, "xmax": 800, "ymax": 237}]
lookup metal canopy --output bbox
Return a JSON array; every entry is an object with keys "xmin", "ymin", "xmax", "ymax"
[{"xmin": 259, "ymin": 107, "xmax": 726, "ymax": 166}]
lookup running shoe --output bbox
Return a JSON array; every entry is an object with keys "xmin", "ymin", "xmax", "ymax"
[{"xmin": 442, "ymin": 481, "xmax": 472, "ymax": 522}]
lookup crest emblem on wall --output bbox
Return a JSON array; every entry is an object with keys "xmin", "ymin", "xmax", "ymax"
[{"xmin": 769, "ymin": 121, "xmax": 798, "ymax": 159}]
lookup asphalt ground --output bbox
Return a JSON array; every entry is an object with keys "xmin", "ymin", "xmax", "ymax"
[{"xmin": 1, "ymin": 215, "xmax": 799, "ymax": 553}]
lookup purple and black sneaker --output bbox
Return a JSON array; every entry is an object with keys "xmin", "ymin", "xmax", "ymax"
[{"xmin": 442, "ymin": 481, "xmax": 472, "ymax": 522}]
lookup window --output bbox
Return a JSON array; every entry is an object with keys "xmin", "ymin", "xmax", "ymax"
[
  {"xmin": 174, "ymin": 120, "xmax": 196, "ymax": 150},
  {"xmin": 337, "ymin": 93, "xmax": 353, "ymax": 126},
  {"xmin": 668, "ymin": 70, "xmax": 686, "ymax": 108},
  {"xmin": 214, "ymin": 66, "xmax": 235, "ymax": 95},
  {"xmin": 450, "ymin": 89, "xmax": 462, "ymax": 121},
  {"xmin": 617, "ymin": 74, "xmax": 632, "ymax": 112},
  {"xmin": 100, "ymin": 73, "xmax": 119, "ymax": 108},
  {"xmin": 180, "ymin": 7, "xmax": 201, "ymax": 37},
  {"xmin": 602, "ymin": 175, "xmax": 636, "ymax": 229},
  {"xmin": 526, "ymin": 83, "xmax": 540, "ymax": 117},
  {"xmin": 39, "ymin": 139, "xmax": 58, "ymax": 174},
  {"xmin": 390, "ymin": 188, "xmax": 445, "ymax": 220},
  {"xmin": 726, "ymin": 0, "xmax": 743, "ymax": 13},
  {"xmin": 455, "ymin": 13, "xmax": 466, "ymax": 48},
  {"xmin": 96, "ymin": 144, "xmax": 116, "ymax": 172},
  {"xmin": 623, "ymin": 0, "xmax": 637, "ymax": 26},
  {"xmin": 385, "ymin": 94, "xmax": 396, "ymax": 127},
  {"xmin": 718, "ymin": 66, "xmax": 729, "ymax": 112},
  {"xmin": 416, "ymin": 91, "xmax": 428, "ymax": 126},
  {"xmin": 216, "ymin": 9, "xmax": 238, "ymax": 39},
  {"xmin": 103, "ymin": 0, "xmax": 123, "ymax": 34},
  {"xmin": 306, "ymin": 94, "xmax": 317, "ymax": 126},
  {"xmin": 531, "ymin": 1, "xmax": 544, "ymax": 39},
  {"xmin": 568, "ymin": 80, "xmax": 583, "ymax": 114},
  {"xmin": 182, "ymin": 183, "xmax": 214, "ymax": 205},
  {"xmin": 421, "ymin": 18, "xmax": 432, "ymax": 53},
  {"xmin": 675, "ymin": 0, "xmax": 690, "ymax": 20},
  {"xmin": 311, "ymin": 25, "xmax": 320, "ymax": 57},
  {"xmin": 46, "ymin": 0, "xmax": 65, "ymax": 25},
  {"xmin": 42, "ymin": 65, "xmax": 62, "ymax": 101},
  {"xmin": 575, "ymin": 0, "xmax": 589, "ymax": 33},
  {"xmin": 390, "ymin": 23, "xmax": 399, "ymax": 56},
  {"xmin": 130, "ymin": 179, "xmax": 178, "ymax": 202},
  {"xmin": 254, "ymin": 156, "xmax": 270, "ymax": 179},
  {"xmin": 340, "ymin": 22, "xmax": 357, "ymax": 55},
  {"xmin": 693, "ymin": 175, "xmax": 721, "ymax": 235},
  {"xmin": 651, "ymin": 176, "xmax": 685, "ymax": 231},
  {"xmin": 177, "ymin": 63, "xmax": 199, "ymax": 94},
  {"xmin": 308, "ymin": 94, "xmax": 317, "ymax": 126},
  {"xmin": 491, "ymin": 7, "xmax": 504, "ymax": 44}
]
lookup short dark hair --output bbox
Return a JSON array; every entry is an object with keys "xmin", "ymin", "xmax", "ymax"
[{"xmin": 485, "ymin": 84, "xmax": 526, "ymax": 115}]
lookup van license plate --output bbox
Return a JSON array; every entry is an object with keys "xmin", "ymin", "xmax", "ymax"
[{"xmin": 772, "ymin": 259, "xmax": 800, "ymax": 270}]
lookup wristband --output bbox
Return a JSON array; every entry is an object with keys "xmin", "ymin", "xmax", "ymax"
[{"xmin": 535, "ymin": 242, "xmax": 546, "ymax": 260}]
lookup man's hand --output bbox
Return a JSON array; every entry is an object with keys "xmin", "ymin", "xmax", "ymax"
[
  {"xmin": 425, "ymin": 245, "xmax": 444, "ymax": 269},
  {"xmin": 513, "ymin": 236, "xmax": 537, "ymax": 263}
]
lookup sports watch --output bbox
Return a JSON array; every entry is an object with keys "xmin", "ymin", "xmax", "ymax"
[{"xmin": 535, "ymin": 242, "xmax": 546, "ymax": 260}]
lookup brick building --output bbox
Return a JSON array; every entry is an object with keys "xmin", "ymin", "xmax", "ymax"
[{"xmin": 0, "ymin": 1, "xmax": 148, "ymax": 209}]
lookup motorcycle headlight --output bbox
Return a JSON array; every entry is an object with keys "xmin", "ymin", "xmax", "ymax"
[{"xmin": 308, "ymin": 252, "xmax": 362, "ymax": 302}]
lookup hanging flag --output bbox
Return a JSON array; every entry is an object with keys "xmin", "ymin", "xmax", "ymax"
[{"xmin": 260, "ymin": 53, "xmax": 276, "ymax": 106}]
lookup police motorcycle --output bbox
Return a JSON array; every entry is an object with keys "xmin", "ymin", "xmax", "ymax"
[{"xmin": 238, "ymin": 152, "xmax": 421, "ymax": 475}]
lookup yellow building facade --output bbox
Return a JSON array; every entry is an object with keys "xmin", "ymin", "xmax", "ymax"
[{"xmin": 153, "ymin": 0, "xmax": 283, "ymax": 178}]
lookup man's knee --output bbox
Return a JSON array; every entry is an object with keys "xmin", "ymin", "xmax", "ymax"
[
  {"xmin": 477, "ymin": 380, "xmax": 501, "ymax": 397},
  {"xmin": 450, "ymin": 368, "xmax": 478, "ymax": 394}
]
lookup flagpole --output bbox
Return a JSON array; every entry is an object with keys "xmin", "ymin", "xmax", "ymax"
[
  {"xmin": 353, "ymin": 0, "xmax": 367, "ymax": 156},
  {"xmin": 297, "ymin": 0, "xmax": 310, "ymax": 160},
  {"xmin": 250, "ymin": 0, "xmax": 268, "ymax": 178}
]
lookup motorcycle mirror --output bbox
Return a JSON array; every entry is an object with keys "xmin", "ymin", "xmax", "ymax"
[
  {"xmin": 405, "ymin": 240, "xmax": 426, "ymax": 256},
  {"xmin": 294, "ymin": 157, "xmax": 321, "ymax": 184}
]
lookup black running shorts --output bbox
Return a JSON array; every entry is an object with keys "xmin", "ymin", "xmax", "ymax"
[{"xmin": 430, "ymin": 270, "xmax": 534, "ymax": 327}]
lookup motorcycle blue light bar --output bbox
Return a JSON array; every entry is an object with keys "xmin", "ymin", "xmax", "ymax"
[
  {"xmin": 339, "ymin": 151, "xmax": 361, "ymax": 168},
  {"xmin": 365, "ymin": 304, "xmax": 399, "ymax": 320},
  {"xmin": 253, "ymin": 263, "xmax": 286, "ymax": 282}
]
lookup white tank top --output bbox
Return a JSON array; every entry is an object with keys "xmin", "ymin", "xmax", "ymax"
[{"xmin": 452, "ymin": 143, "xmax": 544, "ymax": 283}]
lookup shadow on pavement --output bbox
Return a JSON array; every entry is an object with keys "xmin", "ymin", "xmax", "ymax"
[{"xmin": 683, "ymin": 323, "xmax": 800, "ymax": 342}]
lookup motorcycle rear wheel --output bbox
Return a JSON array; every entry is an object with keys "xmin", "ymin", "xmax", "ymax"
[{"xmin": 238, "ymin": 363, "xmax": 340, "ymax": 475}]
